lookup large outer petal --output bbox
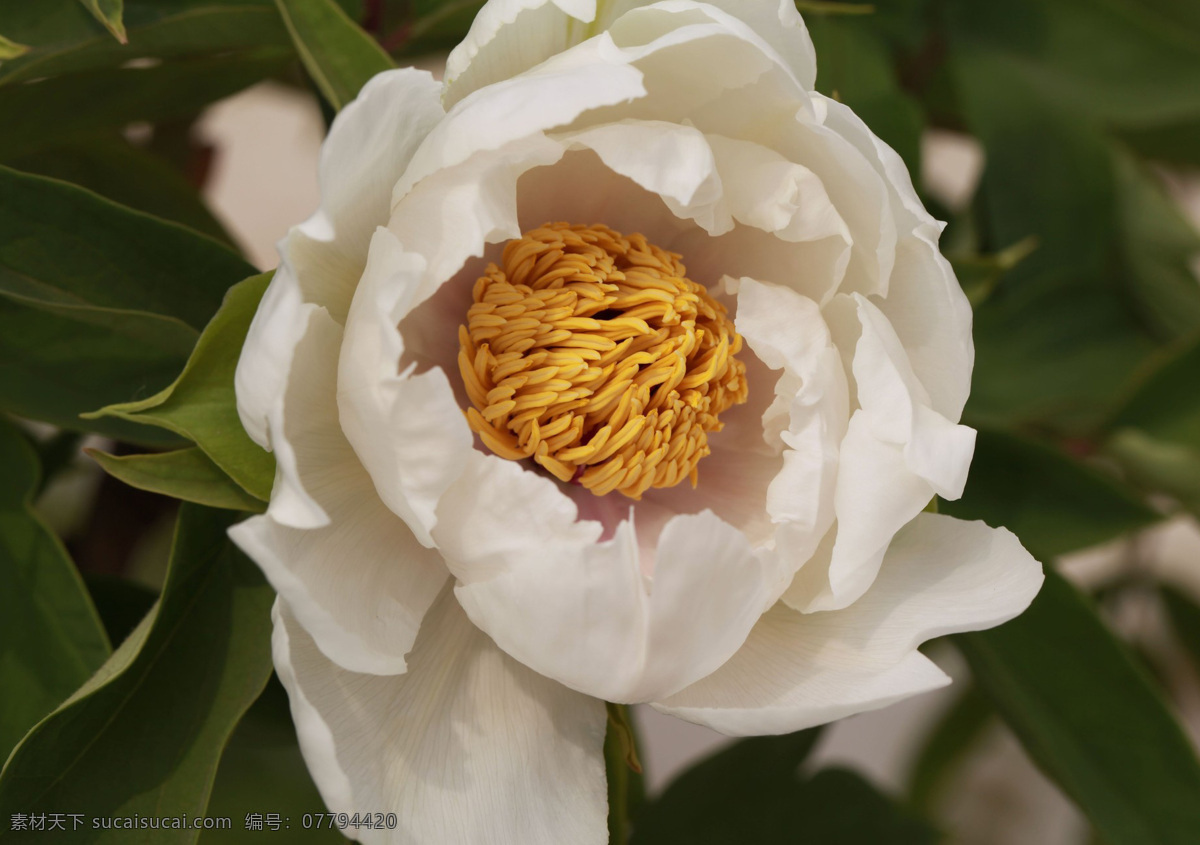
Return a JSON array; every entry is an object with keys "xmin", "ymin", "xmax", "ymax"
[
  {"xmin": 236, "ymin": 69, "xmax": 444, "ymax": 526},
  {"xmin": 443, "ymin": 0, "xmax": 815, "ymax": 108},
  {"xmin": 273, "ymin": 592, "xmax": 609, "ymax": 844},
  {"xmin": 230, "ymin": 307, "xmax": 447, "ymax": 675},
  {"xmin": 653, "ymin": 514, "xmax": 1043, "ymax": 735},
  {"xmin": 792, "ymin": 292, "xmax": 976, "ymax": 612},
  {"xmin": 434, "ymin": 453, "xmax": 781, "ymax": 704},
  {"xmin": 817, "ymin": 93, "xmax": 973, "ymax": 419}
]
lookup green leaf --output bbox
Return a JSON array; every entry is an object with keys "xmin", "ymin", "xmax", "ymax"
[
  {"xmin": 78, "ymin": 0, "xmax": 126, "ymax": 43},
  {"xmin": 1106, "ymin": 429, "xmax": 1200, "ymax": 517},
  {"xmin": 947, "ymin": 73, "xmax": 1158, "ymax": 433},
  {"xmin": 0, "ymin": 0, "xmax": 290, "ymax": 85},
  {"xmin": 275, "ymin": 0, "xmax": 395, "ymax": 111},
  {"xmin": 0, "ymin": 49, "xmax": 291, "ymax": 160},
  {"xmin": 945, "ymin": 4, "xmax": 1198, "ymax": 435},
  {"xmin": 1104, "ymin": 335, "xmax": 1200, "ymax": 513},
  {"xmin": 1109, "ymin": 334, "xmax": 1200, "ymax": 447},
  {"xmin": 944, "ymin": 1, "xmax": 1200, "ymax": 130},
  {"xmin": 949, "ymin": 236, "xmax": 1038, "ymax": 308},
  {"xmin": 4, "ymin": 134, "xmax": 234, "ymax": 245},
  {"xmin": 808, "ymin": 14, "xmax": 925, "ymax": 174},
  {"xmin": 631, "ymin": 728, "xmax": 937, "ymax": 845},
  {"xmin": 0, "ymin": 166, "xmax": 249, "ymax": 331},
  {"xmin": 0, "ymin": 417, "xmax": 109, "ymax": 761},
  {"xmin": 1121, "ymin": 116, "xmax": 1200, "ymax": 168},
  {"xmin": 201, "ymin": 679, "xmax": 343, "ymax": 843},
  {"xmin": 0, "ymin": 166, "xmax": 254, "ymax": 438},
  {"xmin": 906, "ymin": 683, "xmax": 993, "ymax": 813},
  {"xmin": 88, "ymin": 448, "xmax": 267, "ymax": 512},
  {"xmin": 957, "ymin": 571, "xmax": 1200, "ymax": 845},
  {"xmin": 1113, "ymin": 151, "xmax": 1200, "ymax": 341},
  {"xmin": 939, "ymin": 427, "xmax": 1160, "ymax": 560},
  {"xmin": 0, "ymin": 300, "xmax": 190, "ymax": 445},
  {"xmin": 88, "ymin": 273, "xmax": 276, "ymax": 502},
  {"xmin": 1161, "ymin": 585, "xmax": 1200, "ymax": 677},
  {"xmin": 0, "ymin": 33, "xmax": 30, "ymax": 59},
  {"xmin": 0, "ymin": 504, "xmax": 275, "ymax": 841}
]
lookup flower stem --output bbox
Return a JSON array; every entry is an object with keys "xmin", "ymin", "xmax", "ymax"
[{"xmin": 605, "ymin": 703, "xmax": 646, "ymax": 844}]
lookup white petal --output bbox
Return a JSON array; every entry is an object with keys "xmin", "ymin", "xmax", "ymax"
[
  {"xmin": 851, "ymin": 294, "xmax": 975, "ymax": 499},
  {"xmin": 273, "ymin": 593, "xmax": 609, "ymax": 845},
  {"xmin": 792, "ymin": 293, "xmax": 974, "ymax": 612},
  {"xmin": 240, "ymin": 294, "xmax": 346, "ymax": 530},
  {"xmin": 654, "ymin": 514, "xmax": 1044, "ymax": 736},
  {"xmin": 877, "ymin": 230, "xmax": 974, "ymax": 422},
  {"xmin": 300, "ymin": 69, "xmax": 446, "ymax": 322},
  {"xmin": 732, "ymin": 277, "xmax": 848, "ymax": 568},
  {"xmin": 236, "ymin": 262, "xmax": 312, "ymax": 454},
  {"xmin": 559, "ymin": 120, "xmax": 728, "ymax": 233},
  {"xmin": 777, "ymin": 95, "xmax": 896, "ymax": 300},
  {"xmin": 236, "ymin": 70, "xmax": 443, "ymax": 453},
  {"xmin": 435, "ymin": 454, "xmax": 779, "ymax": 703},
  {"xmin": 443, "ymin": 0, "xmax": 612, "ymax": 108},
  {"xmin": 597, "ymin": 1, "xmax": 813, "ymax": 127},
  {"xmin": 398, "ymin": 34, "xmax": 646, "ymax": 204},
  {"xmin": 337, "ymin": 228, "xmax": 475, "ymax": 548},
  {"xmin": 812, "ymin": 412, "xmax": 934, "ymax": 612},
  {"xmin": 696, "ymin": 0, "xmax": 816, "ymax": 90},
  {"xmin": 814, "ymin": 93, "xmax": 974, "ymax": 417},
  {"xmin": 230, "ymin": 307, "xmax": 447, "ymax": 675},
  {"xmin": 707, "ymin": 134, "xmax": 849, "ymax": 243},
  {"xmin": 443, "ymin": 0, "xmax": 814, "ymax": 110},
  {"xmin": 230, "ymin": 485, "xmax": 448, "ymax": 678}
]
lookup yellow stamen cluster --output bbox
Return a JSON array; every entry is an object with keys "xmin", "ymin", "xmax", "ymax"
[{"xmin": 457, "ymin": 222, "xmax": 748, "ymax": 499}]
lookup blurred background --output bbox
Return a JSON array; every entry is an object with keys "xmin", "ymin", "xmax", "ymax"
[{"xmin": 3, "ymin": 1, "xmax": 1200, "ymax": 843}]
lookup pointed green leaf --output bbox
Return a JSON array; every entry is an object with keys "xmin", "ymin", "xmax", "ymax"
[
  {"xmin": 957, "ymin": 571, "xmax": 1200, "ymax": 845},
  {"xmin": 939, "ymin": 427, "xmax": 1160, "ymax": 560},
  {"xmin": 0, "ymin": 504, "xmax": 275, "ymax": 840},
  {"xmin": 945, "ymin": 5, "xmax": 1194, "ymax": 434},
  {"xmin": 1109, "ymin": 334, "xmax": 1200, "ymax": 447},
  {"xmin": 0, "ymin": 418, "xmax": 109, "ymax": 762},
  {"xmin": 0, "ymin": 49, "xmax": 290, "ymax": 159},
  {"xmin": 6, "ymin": 134, "xmax": 234, "ymax": 245},
  {"xmin": 945, "ymin": 1, "xmax": 1200, "ymax": 130},
  {"xmin": 77, "ymin": 0, "xmax": 126, "ymax": 43},
  {"xmin": 1106, "ymin": 429, "xmax": 1200, "ymax": 517},
  {"xmin": 0, "ymin": 166, "xmax": 253, "ymax": 438},
  {"xmin": 0, "ymin": 0, "xmax": 289, "ymax": 86},
  {"xmin": 88, "ymin": 447, "xmax": 266, "ymax": 512},
  {"xmin": 0, "ymin": 166, "xmax": 249, "ymax": 331},
  {"xmin": 1104, "ymin": 335, "xmax": 1200, "ymax": 514},
  {"xmin": 275, "ymin": 0, "xmax": 395, "ymax": 111},
  {"xmin": 1114, "ymin": 152, "xmax": 1200, "ymax": 341},
  {"xmin": 0, "ymin": 33, "xmax": 30, "ymax": 60},
  {"xmin": 88, "ymin": 273, "xmax": 276, "ymax": 502},
  {"xmin": 201, "ymin": 680, "xmax": 343, "ymax": 843}
]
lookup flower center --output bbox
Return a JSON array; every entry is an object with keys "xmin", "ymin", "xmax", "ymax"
[{"xmin": 457, "ymin": 222, "xmax": 748, "ymax": 499}]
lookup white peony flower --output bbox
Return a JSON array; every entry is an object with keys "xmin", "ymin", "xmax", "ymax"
[{"xmin": 231, "ymin": 1, "xmax": 1044, "ymax": 840}]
